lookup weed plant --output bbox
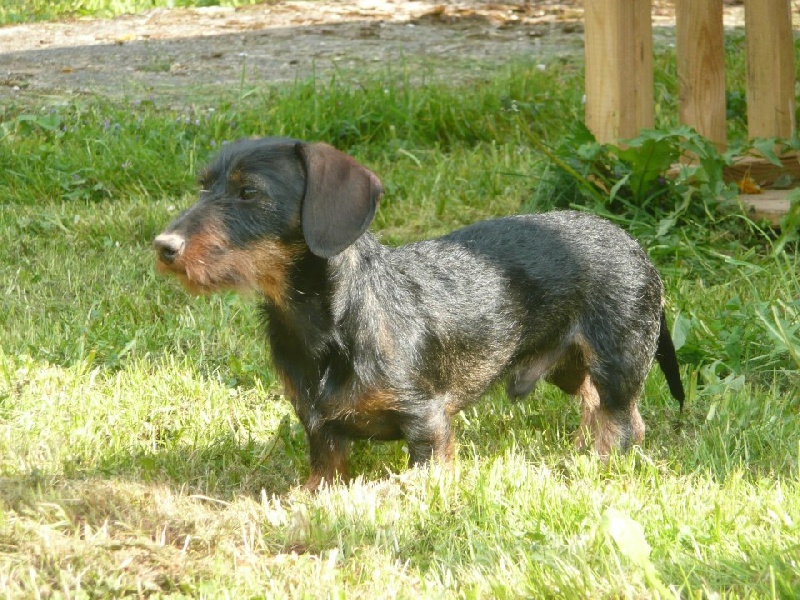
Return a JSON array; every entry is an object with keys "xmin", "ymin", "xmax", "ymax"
[{"xmin": 1, "ymin": 32, "xmax": 800, "ymax": 600}]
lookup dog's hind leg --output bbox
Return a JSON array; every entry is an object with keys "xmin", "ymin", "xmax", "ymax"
[
  {"xmin": 572, "ymin": 369, "xmax": 646, "ymax": 456},
  {"xmin": 546, "ymin": 342, "xmax": 646, "ymax": 456},
  {"xmin": 571, "ymin": 375, "xmax": 644, "ymax": 455}
]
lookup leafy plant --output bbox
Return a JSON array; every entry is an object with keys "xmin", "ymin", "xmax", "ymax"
[{"xmin": 525, "ymin": 122, "xmax": 736, "ymax": 222}]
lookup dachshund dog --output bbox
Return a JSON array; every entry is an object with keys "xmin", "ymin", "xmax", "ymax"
[{"xmin": 154, "ymin": 137, "xmax": 685, "ymax": 490}]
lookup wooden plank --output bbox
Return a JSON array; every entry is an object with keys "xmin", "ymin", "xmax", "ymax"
[
  {"xmin": 725, "ymin": 153, "xmax": 800, "ymax": 188},
  {"xmin": 738, "ymin": 189, "xmax": 794, "ymax": 226},
  {"xmin": 584, "ymin": 0, "xmax": 653, "ymax": 144},
  {"xmin": 676, "ymin": 0, "xmax": 726, "ymax": 151},
  {"xmin": 667, "ymin": 154, "xmax": 800, "ymax": 188},
  {"xmin": 744, "ymin": 0, "xmax": 795, "ymax": 139}
]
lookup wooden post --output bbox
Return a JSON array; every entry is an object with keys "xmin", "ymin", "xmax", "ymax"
[
  {"xmin": 634, "ymin": 1, "xmax": 655, "ymax": 133},
  {"xmin": 676, "ymin": 0, "xmax": 726, "ymax": 151},
  {"xmin": 584, "ymin": 0, "xmax": 654, "ymax": 144},
  {"xmin": 744, "ymin": 0, "xmax": 795, "ymax": 139}
]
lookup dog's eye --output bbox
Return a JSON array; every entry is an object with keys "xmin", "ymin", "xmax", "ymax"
[{"xmin": 240, "ymin": 187, "xmax": 259, "ymax": 201}]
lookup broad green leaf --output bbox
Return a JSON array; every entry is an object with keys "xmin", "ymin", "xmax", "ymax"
[
  {"xmin": 671, "ymin": 314, "xmax": 691, "ymax": 352},
  {"xmin": 602, "ymin": 508, "xmax": 651, "ymax": 567},
  {"xmin": 753, "ymin": 138, "xmax": 783, "ymax": 166}
]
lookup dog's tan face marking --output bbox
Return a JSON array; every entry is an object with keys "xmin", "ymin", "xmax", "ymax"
[
  {"xmin": 575, "ymin": 374, "xmax": 601, "ymax": 451},
  {"xmin": 233, "ymin": 239, "xmax": 305, "ymax": 305},
  {"xmin": 630, "ymin": 404, "xmax": 646, "ymax": 445},
  {"xmin": 155, "ymin": 216, "xmax": 226, "ymax": 292},
  {"xmin": 155, "ymin": 215, "xmax": 303, "ymax": 307},
  {"xmin": 227, "ymin": 169, "xmax": 244, "ymax": 187},
  {"xmin": 155, "ymin": 138, "xmax": 312, "ymax": 307}
]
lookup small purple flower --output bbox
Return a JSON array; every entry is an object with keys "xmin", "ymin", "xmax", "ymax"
[
  {"xmin": 103, "ymin": 119, "xmax": 110, "ymax": 130},
  {"xmin": 210, "ymin": 140, "xmax": 217, "ymax": 148}
]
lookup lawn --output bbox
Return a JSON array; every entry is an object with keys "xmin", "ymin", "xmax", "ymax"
[
  {"xmin": 0, "ymin": 0, "xmax": 264, "ymax": 24},
  {"xmin": 1, "ymin": 6, "xmax": 800, "ymax": 598}
]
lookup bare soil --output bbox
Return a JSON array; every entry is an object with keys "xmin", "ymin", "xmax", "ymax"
[{"xmin": 0, "ymin": 1, "xmax": 748, "ymax": 102}]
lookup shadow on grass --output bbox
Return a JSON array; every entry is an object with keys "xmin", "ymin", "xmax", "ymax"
[
  {"xmin": 2, "ymin": 418, "xmax": 413, "ymax": 504},
  {"xmin": 80, "ymin": 415, "xmax": 305, "ymax": 498}
]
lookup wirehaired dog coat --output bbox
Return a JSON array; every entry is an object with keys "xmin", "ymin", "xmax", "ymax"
[{"xmin": 155, "ymin": 137, "xmax": 685, "ymax": 490}]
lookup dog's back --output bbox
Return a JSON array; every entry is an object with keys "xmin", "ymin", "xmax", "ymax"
[
  {"xmin": 381, "ymin": 212, "xmax": 663, "ymax": 417},
  {"xmin": 442, "ymin": 211, "xmax": 662, "ymax": 353}
]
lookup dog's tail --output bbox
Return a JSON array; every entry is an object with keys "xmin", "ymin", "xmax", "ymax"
[{"xmin": 655, "ymin": 310, "xmax": 685, "ymax": 411}]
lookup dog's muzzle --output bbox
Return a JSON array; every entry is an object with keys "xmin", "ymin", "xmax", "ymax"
[{"xmin": 154, "ymin": 232, "xmax": 186, "ymax": 265}]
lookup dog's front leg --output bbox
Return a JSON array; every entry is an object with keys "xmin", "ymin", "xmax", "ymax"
[
  {"xmin": 304, "ymin": 427, "xmax": 350, "ymax": 491},
  {"xmin": 403, "ymin": 409, "xmax": 455, "ymax": 468}
]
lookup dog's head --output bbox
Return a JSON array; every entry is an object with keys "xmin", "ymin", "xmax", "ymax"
[{"xmin": 154, "ymin": 137, "xmax": 383, "ymax": 301}]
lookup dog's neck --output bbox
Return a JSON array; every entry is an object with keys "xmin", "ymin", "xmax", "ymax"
[
  {"xmin": 260, "ymin": 231, "xmax": 391, "ymax": 339},
  {"xmin": 327, "ymin": 232, "xmax": 389, "ymax": 305},
  {"xmin": 260, "ymin": 231, "xmax": 394, "ymax": 394}
]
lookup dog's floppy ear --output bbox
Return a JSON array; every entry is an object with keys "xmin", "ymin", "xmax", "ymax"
[{"xmin": 296, "ymin": 142, "xmax": 383, "ymax": 258}]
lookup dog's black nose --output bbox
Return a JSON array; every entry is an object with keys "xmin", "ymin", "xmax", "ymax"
[{"xmin": 154, "ymin": 233, "xmax": 185, "ymax": 264}]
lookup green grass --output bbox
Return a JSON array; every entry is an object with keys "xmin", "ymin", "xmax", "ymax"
[
  {"xmin": 2, "ymin": 23, "xmax": 800, "ymax": 599},
  {"xmin": 0, "ymin": 0, "xmax": 264, "ymax": 25}
]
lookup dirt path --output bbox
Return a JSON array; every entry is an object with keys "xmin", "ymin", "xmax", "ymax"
[{"xmin": 0, "ymin": 1, "xmax": 746, "ymax": 101}]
